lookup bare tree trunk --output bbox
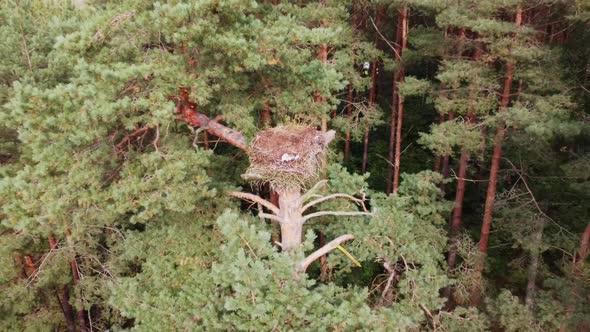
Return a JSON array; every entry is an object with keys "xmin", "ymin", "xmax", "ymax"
[
  {"xmin": 277, "ymin": 188, "xmax": 304, "ymax": 250},
  {"xmin": 386, "ymin": 7, "xmax": 405, "ymax": 194},
  {"xmin": 392, "ymin": 4, "xmax": 408, "ymax": 195},
  {"xmin": 560, "ymin": 223, "xmax": 590, "ymax": 332},
  {"xmin": 525, "ymin": 218, "xmax": 545, "ymax": 308},
  {"xmin": 471, "ymin": 6, "xmax": 521, "ymax": 307}
]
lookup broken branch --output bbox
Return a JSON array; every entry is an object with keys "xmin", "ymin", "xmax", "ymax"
[
  {"xmin": 228, "ymin": 191, "xmax": 280, "ymax": 215},
  {"xmin": 298, "ymin": 234, "xmax": 355, "ymax": 273},
  {"xmin": 179, "ymin": 104, "xmax": 249, "ymax": 151}
]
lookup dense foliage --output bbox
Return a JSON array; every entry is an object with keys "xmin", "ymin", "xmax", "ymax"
[{"xmin": 1, "ymin": 0, "xmax": 588, "ymax": 331}]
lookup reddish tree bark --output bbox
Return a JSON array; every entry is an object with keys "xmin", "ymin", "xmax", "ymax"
[
  {"xmin": 24, "ymin": 255, "xmax": 36, "ymax": 277},
  {"xmin": 471, "ymin": 6, "xmax": 522, "ymax": 307},
  {"xmin": 392, "ymin": 5, "xmax": 409, "ymax": 195},
  {"xmin": 560, "ymin": 223, "xmax": 590, "ymax": 331},
  {"xmin": 362, "ymin": 7, "xmax": 382, "ymax": 174},
  {"xmin": 13, "ymin": 254, "xmax": 26, "ymax": 279},
  {"xmin": 344, "ymin": 0, "xmax": 358, "ymax": 163},
  {"xmin": 386, "ymin": 6, "xmax": 406, "ymax": 194},
  {"xmin": 447, "ymin": 113, "xmax": 474, "ymax": 271},
  {"xmin": 178, "ymin": 100, "xmax": 248, "ymax": 151}
]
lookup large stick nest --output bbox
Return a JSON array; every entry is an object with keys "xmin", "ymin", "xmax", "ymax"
[{"xmin": 244, "ymin": 126, "xmax": 335, "ymax": 190}]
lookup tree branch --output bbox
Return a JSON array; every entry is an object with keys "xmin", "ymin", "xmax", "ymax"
[
  {"xmin": 259, "ymin": 212, "xmax": 284, "ymax": 224},
  {"xmin": 302, "ymin": 211, "xmax": 373, "ymax": 223},
  {"xmin": 228, "ymin": 191, "xmax": 280, "ymax": 215},
  {"xmin": 301, "ymin": 193, "xmax": 367, "ymax": 213},
  {"xmin": 179, "ymin": 104, "xmax": 249, "ymax": 151},
  {"xmin": 298, "ymin": 234, "xmax": 355, "ymax": 273}
]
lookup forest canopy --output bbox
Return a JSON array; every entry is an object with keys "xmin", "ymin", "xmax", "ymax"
[{"xmin": 0, "ymin": 0, "xmax": 589, "ymax": 331}]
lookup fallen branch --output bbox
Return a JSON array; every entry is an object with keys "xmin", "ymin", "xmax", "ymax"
[
  {"xmin": 301, "ymin": 193, "xmax": 367, "ymax": 213},
  {"xmin": 228, "ymin": 191, "xmax": 280, "ymax": 215},
  {"xmin": 298, "ymin": 234, "xmax": 355, "ymax": 273},
  {"xmin": 302, "ymin": 210, "xmax": 373, "ymax": 223}
]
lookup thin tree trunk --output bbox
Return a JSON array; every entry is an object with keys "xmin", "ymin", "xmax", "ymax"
[
  {"xmin": 392, "ymin": 5, "xmax": 408, "ymax": 195},
  {"xmin": 344, "ymin": 0, "xmax": 357, "ymax": 164},
  {"xmin": 560, "ymin": 223, "xmax": 590, "ymax": 332},
  {"xmin": 433, "ymin": 114, "xmax": 444, "ymax": 173},
  {"xmin": 344, "ymin": 84, "xmax": 353, "ymax": 163},
  {"xmin": 471, "ymin": 6, "xmax": 522, "ymax": 307},
  {"xmin": 362, "ymin": 7, "xmax": 382, "ymax": 174},
  {"xmin": 24, "ymin": 254, "xmax": 36, "ymax": 277},
  {"xmin": 525, "ymin": 218, "xmax": 545, "ymax": 308},
  {"xmin": 447, "ymin": 114, "xmax": 473, "ymax": 271},
  {"xmin": 386, "ymin": 7, "xmax": 405, "ymax": 194},
  {"xmin": 440, "ymin": 111, "xmax": 455, "ymax": 194}
]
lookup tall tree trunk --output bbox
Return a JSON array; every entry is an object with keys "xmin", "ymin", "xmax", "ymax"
[
  {"xmin": 362, "ymin": 7, "xmax": 382, "ymax": 174},
  {"xmin": 560, "ymin": 223, "xmax": 590, "ymax": 332},
  {"xmin": 344, "ymin": 0, "xmax": 357, "ymax": 164},
  {"xmin": 471, "ymin": 6, "xmax": 522, "ymax": 307},
  {"xmin": 447, "ymin": 113, "xmax": 473, "ymax": 272},
  {"xmin": 386, "ymin": 6, "xmax": 405, "ymax": 194},
  {"xmin": 392, "ymin": 4, "xmax": 408, "ymax": 195},
  {"xmin": 525, "ymin": 218, "xmax": 545, "ymax": 308}
]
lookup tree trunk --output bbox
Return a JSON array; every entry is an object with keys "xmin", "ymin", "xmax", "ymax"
[
  {"xmin": 525, "ymin": 218, "xmax": 545, "ymax": 308},
  {"xmin": 386, "ymin": 6, "xmax": 406, "ymax": 194},
  {"xmin": 471, "ymin": 6, "xmax": 521, "ymax": 307},
  {"xmin": 440, "ymin": 111, "xmax": 455, "ymax": 194},
  {"xmin": 361, "ymin": 7, "xmax": 382, "ymax": 175},
  {"xmin": 433, "ymin": 114, "xmax": 444, "ymax": 173},
  {"xmin": 344, "ymin": 0, "xmax": 357, "ymax": 163},
  {"xmin": 392, "ymin": 5, "xmax": 408, "ymax": 195},
  {"xmin": 560, "ymin": 223, "xmax": 590, "ymax": 332},
  {"xmin": 447, "ymin": 114, "xmax": 473, "ymax": 272},
  {"xmin": 277, "ymin": 188, "xmax": 304, "ymax": 250}
]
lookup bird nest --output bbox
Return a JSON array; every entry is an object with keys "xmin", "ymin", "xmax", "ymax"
[{"xmin": 244, "ymin": 126, "xmax": 335, "ymax": 190}]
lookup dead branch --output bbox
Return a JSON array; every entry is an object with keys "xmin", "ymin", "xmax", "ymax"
[
  {"xmin": 298, "ymin": 234, "xmax": 355, "ymax": 273},
  {"xmin": 302, "ymin": 210, "xmax": 373, "ymax": 223},
  {"xmin": 179, "ymin": 104, "xmax": 249, "ymax": 151},
  {"xmin": 228, "ymin": 191, "xmax": 280, "ymax": 215},
  {"xmin": 115, "ymin": 126, "xmax": 150, "ymax": 153},
  {"xmin": 301, "ymin": 193, "xmax": 367, "ymax": 213}
]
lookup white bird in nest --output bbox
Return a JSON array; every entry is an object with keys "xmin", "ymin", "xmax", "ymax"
[{"xmin": 280, "ymin": 153, "xmax": 301, "ymax": 162}]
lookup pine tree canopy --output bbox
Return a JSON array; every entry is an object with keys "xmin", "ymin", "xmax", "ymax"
[{"xmin": 1, "ymin": 0, "xmax": 589, "ymax": 331}]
